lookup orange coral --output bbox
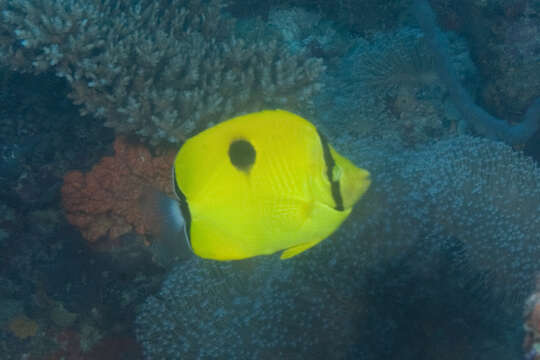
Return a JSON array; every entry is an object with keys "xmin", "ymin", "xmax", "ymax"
[
  {"xmin": 8, "ymin": 315, "xmax": 39, "ymax": 339},
  {"xmin": 61, "ymin": 137, "xmax": 175, "ymax": 248}
]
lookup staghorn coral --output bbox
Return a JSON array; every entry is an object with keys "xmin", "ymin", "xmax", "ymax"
[
  {"xmin": 61, "ymin": 136, "xmax": 175, "ymax": 247},
  {"xmin": 0, "ymin": 0, "xmax": 324, "ymax": 144},
  {"xmin": 136, "ymin": 135, "xmax": 539, "ymax": 359},
  {"xmin": 230, "ymin": 0, "xmax": 408, "ymax": 35},
  {"xmin": 266, "ymin": 7, "xmax": 351, "ymax": 62}
]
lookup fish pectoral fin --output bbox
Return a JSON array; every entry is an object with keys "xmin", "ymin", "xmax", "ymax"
[{"xmin": 280, "ymin": 238, "xmax": 323, "ymax": 260}]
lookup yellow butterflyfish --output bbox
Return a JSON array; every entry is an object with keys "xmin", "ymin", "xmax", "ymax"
[{"xmin": 169, "ymin": 110, "xmax": 370, "ymax": 261}]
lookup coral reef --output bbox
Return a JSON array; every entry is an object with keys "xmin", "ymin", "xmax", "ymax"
[
  {"xmin": 136, "ymin": 135, "xmax": 539, "ymax": 359},
  {"xmin": 0, "ymin": 202, "xmax": 16, "ymax": 246},
  {"xmin": 430, "ymin": 0, "xmax": 540, "ymax": 134},
  {"xmin": 0, "ymin": 0, "xmax": 324, "ymax": 145},
  {"xmin": 0, "ymin": 69, "xmax": 157, "ymax": 359},
  {"xmin": 482, "ymin": 1, "xmax": 540, "ymax": 122},
  {"xmin": 50, "ymin": 303, "xmax": 78, "ymax": 328},
  {"xmin": 7, "ymin": 315, "xmax": 38, "ymax": 340},
  {"xmin": 344, "ymin": 135, "xmax": 540, "ymax": 297},
  {"xmin": 230, "ymin": 0, "xmax": 409, "ymax": 35},
  {"xmin": 412, "ymin": 0, "xmax": 540, "ymax": 145},
  {"xmin": 0, "ymin": 299, "xmax": 23, "ymax": 328},
  {"xmin": 0, "ymin": 70, "xmax": 113, "ymax": 209},
  {"xmin": 315, "ymin": 26, "xmax": 477, "ymax": 146},
  {"xmin": 1, "ymin": 1, "xmax": 538, "ymax": 358},
  {"xmin": 137, "ymin": 255, "xmax": 373, "ymax": 359},
  {"xmin": 61, "ymin": 136, "xmax": 175, "ymax": 247},
  {"xmin": 266, "ymin": 7, "xmax": 351, "ymax": 62},
  {"xmin": 41, "ymin": 328, "xmax": 141, "ymax": 360}
]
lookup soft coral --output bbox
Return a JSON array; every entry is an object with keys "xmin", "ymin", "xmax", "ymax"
[{"xmin": 61, "ymin": 137, "xmax": 175, "ymax": 249}]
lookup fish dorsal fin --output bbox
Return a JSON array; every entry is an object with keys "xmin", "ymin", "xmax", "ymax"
[{"xmin": 280, "ymin": 238, "xmax": 323, "ymax": 260}]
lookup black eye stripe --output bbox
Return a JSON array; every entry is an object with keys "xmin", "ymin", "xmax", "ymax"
[
  {"xmin": 172, "ymin": 166, "xmax": 191, "ymax": 242},
  {"xmin": 317, "ymin": 130, "xmax": 344, "ymax": 211},
  {"xmin": 172, "ymin": 166, "xmax": 182, "ymax": 200}
]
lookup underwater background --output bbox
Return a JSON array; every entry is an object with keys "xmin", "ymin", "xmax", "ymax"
[{"xmin": 0, "ymin": 0, "xmax": 539, "ymax": 359}]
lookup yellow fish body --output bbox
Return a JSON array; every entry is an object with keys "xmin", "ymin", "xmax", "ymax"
[{"xmin": 173, "ymin": 110, "xmax": 370, "ymax": 260}]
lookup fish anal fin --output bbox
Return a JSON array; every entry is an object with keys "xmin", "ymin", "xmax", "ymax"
[{"xmin": 280, "ymin": 238, "xmax": 322, "ymax": 260}]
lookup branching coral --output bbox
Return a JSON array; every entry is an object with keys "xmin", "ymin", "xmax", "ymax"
[
  {"xmin": 266, "ymin": 7, "xmax": 350, "ymax": 61},
  {"xmin": 61, "ymin": 137, "xmax": 175, "ymax": 247},
  {"xmin": 0, "ymin": 0, "xmax": 324, "ymax": 144}
]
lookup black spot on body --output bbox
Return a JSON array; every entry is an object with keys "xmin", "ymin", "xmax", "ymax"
[{"xmin": 229, "ymin": 139, "xmax": 256, "ymax": 172}]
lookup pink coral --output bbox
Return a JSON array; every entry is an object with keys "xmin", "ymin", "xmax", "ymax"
[{"xmin": 61, "ymin": 137, "xmax": 175, "ymax": 249}]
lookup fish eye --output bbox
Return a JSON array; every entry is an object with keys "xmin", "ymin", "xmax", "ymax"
[{"xmin": 229, "ymin": 139, "xmax": 256, "ymax": 171}]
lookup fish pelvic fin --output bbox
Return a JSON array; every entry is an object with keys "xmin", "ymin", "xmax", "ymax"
[{"xmin": 280, "ymin": 238, "xmax": 323, "ymax": 260}]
